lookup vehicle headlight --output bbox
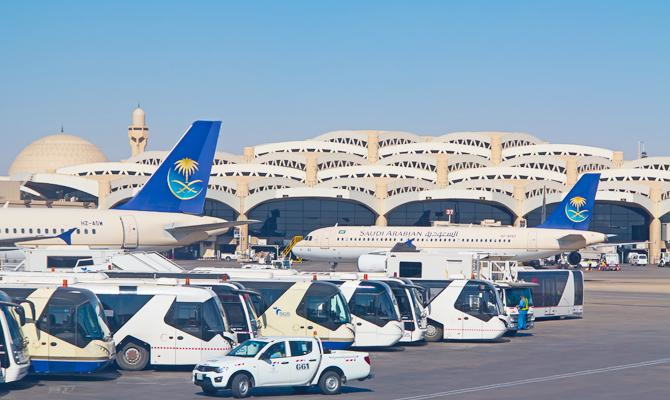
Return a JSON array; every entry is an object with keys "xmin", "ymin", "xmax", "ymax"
[{"xmin": 215, "ymin": 366, "xmax": 228, "ymax": 373}]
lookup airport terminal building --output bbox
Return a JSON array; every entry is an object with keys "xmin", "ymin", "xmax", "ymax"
[{"xmin": 3, "ymin": 107, "xmax": 669, "ymax": 262}]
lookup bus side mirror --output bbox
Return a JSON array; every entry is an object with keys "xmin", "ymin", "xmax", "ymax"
[{"xmin": 15, "ymin": 307, "xmax": 26, "ymax": 326}]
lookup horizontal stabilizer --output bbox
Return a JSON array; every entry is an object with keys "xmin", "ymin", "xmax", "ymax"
[
  {"xmin": 165, "ymin": 220, "xmax": 260, "ymax": 235},
  {"xmin": 556, "ymin": 234, "xmax": 588, "ymax": 248}
]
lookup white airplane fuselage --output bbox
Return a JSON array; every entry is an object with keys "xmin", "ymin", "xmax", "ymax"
[
  {"xmin": 0, "ymin": 208, "xmax": 228, "ymax": 251},
  {"xmin": 292, "ymin": 225, "xmax": 607, "ymax": 262}
]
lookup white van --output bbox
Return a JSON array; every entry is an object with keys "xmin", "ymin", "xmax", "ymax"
[{"xmin": 628, "ymin": 252, "xmax": 648, "ymax": 266}]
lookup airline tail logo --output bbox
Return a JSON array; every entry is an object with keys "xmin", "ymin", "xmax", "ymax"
[
  {"xmin": 168, "ymin": 157, "xmax": 203, "ymax": 200},
  {"xmin": 565, "ymin": 196, "xmax": 589, "ymax": 223}
]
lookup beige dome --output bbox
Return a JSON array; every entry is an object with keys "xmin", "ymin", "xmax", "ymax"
[{"xmin": 9, "ymin": 133, "xmax": 107, "ymax": 175}]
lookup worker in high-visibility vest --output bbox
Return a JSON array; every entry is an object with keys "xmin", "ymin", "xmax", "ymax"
[{"xmin": 517, "ymin": 295, "xmax": 529, "ymax": 330}]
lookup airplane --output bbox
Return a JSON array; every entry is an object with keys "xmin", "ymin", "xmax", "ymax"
[
  {"xmin": 0, "ymin": 120, "xmax": 255, "ymax": 251},
  {"xmin": 293, "ymin": 173, "xmax": 607, "ymax": 267}
]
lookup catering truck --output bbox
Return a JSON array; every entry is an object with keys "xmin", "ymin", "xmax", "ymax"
[{"xmin": 193, "ymin": 337, "xmax": 373, "ymax": 398}]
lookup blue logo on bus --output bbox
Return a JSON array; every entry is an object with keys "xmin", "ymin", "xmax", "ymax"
[
  {"xmin": 167, "ymin": 158, "xmax": 204, "ymax": 200},
  {"xmin": 565, "ymin": 196, "xmax": 589, "ymax": 223}
]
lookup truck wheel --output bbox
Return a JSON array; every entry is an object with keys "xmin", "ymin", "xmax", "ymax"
[
  {"xmin": 202, "ymin": 383, "xmax": 218, "ymax": 395},
  {"xmin": 319, "ymin": 370, "xmax": 342, "ymax": 395},
  {"xmin": 116, "ymin": 341, "xmax": 149, "ymax": 371},
  {"xmin": 231, "ymin": 373, "xmax": 252, "ymax": 398},
  {"xmin": 424, "ymin": 322, "xmax": 443, "ymax": 342}
]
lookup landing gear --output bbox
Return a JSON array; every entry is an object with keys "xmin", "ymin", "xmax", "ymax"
[{"xmin": 329, "ymin": 261, "xmax": 338, "ymax": 272}]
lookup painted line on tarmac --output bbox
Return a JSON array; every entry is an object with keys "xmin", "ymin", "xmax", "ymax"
[{"xmin": 393, "ymin": 357, "xmax": 670, "ymax": 400}]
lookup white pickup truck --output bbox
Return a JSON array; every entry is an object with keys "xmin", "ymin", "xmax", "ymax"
[{"xmin": 193, "ymin": 337, "xmax": 373, "ymax": 398}]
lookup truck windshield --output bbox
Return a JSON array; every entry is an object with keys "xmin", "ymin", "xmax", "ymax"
[
  {"xmin": 505, "ymin": 288, "xmax": 533, "ymax": 308},
  {"xmin": 228, "ymin": 340, "xmax": 268, "ymax": 357}
]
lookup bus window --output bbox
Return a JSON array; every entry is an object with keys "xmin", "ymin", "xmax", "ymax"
[
  {"xmin": 518, "ymin": 271, "xmax": 569, "ymax": 307},
  {"xmin": 297, "ymin": 284, "xmax": 351, "ymax": 331},
  {"xmin": 573, "ymin": 271, "xmax": 584, "ymax": 306},
  {"xmin": 349, "ymin": 285, "xmax": 399, "ymax": 327},
  {"xmin": 219, "ymin": 293, "xmax": 248, "ymax": 331},
  {"xmin": 454, "ymin": 282, "xmax": 500, "ymax": 322},
  {"xmin": 38, "ymin": 292, "xmax": 106, "ymax": 348},
  {"xmin": 399, "ymin": 262, "xmax": 422, "ymax": 278},
  {"xmin": 410, "ymin": 280, "xmax": 452, "ymax": 305},
  {"xmin": 505, "ymin": 287, "xmax": 533, "ymax": 308},
  {"xmin": 97, "ymin": 294, "xmax": 153, "ymax": 333},
  {"xmin": 165, "ymin": 299, "xmax": 226, "ymax": 341},
  {"xmin": 240, "ymin": 282, "xmax": 293, "ymax": 315}
]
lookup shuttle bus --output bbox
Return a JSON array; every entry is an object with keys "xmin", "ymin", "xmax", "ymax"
[
  {"xmin": 410, "ymin": 279, "xmax": 507, "ymax": 341},
  {"xmin": 366, "ymin": 277, "xmax": 427, "ymax": 343},
  {"xmin": 0, "ymin": 274, "xmax": 236, "ymax": 370},
  {"xmin": 0, "ymin": 291, "xmax": 30, "ymax": 383},
  {"xmin": 327, "ymin": 280, "xmax": 403, "ymax": 347},
  {"xmin": 237, "ymin": 280, "xmax": 355, "ymax": 350},
  {"xmin": 515, "ymin": 269, "xmax": 584, "ymax": 319},
  {"xmin": 495, "ymin": 282, "xmax": 536, "ymax": 334},
  {"xmin": 0, "ymin": 286, "xmax": 115, "ymax": 374}
]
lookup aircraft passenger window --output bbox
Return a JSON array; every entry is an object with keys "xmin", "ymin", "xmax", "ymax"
[
  {"xmin": 84, "ymin": 229, "xmax": 88, "ymax": 234},
  {"xmin": 76, "ymin": 229, "xmax": 80, "ymax": 234},
  {"xmin": 13, "ymin": 228, "xmax": 17, "ymax": 233},
  {"xmin": 60, "ymin": 229, "xmax": 65, "ymax": 233},
  {"xmin": 4, "ymin": 228, "xmax": 8, "ymax": 233},
  {"xmin": 92, "ymin": 229, "xmax": 96, "ymax": 234},
  {"xmin": 21, "ymin": 229, "xmax": 25, "ymax": 234},
  {"xmin": 37, "ymin": 228, "xmax": 41, "ymax": 234},
  {"xmin": 53, "ymin": 229, "xmax": 56, "ymax": 234},
  {"xmin": 29, "ymin": 229, "xmax": 33, "ymax": 234}
]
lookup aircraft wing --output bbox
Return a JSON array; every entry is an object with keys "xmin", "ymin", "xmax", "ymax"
[
  {"xmin": 0, "ymin": 228, "xmax": 77, "ymax": 246},
  {"xmin": 165, "ymin": 220, "xmax": 260, "ymax": 235}
]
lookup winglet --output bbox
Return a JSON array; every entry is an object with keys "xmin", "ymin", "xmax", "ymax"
[
  {"xmin": 538, "ymin": 173, "xmax": 600, "ymax": 230},
  {"xmin": 57, "ymin": 228, "xmax": 77, "ymax": 245}
]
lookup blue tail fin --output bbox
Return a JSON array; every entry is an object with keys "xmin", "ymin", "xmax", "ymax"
[
  {"xmin": 538, "ymin": 173, "xmax": 600, "ymax": 230},
  {"xmin": 114, "ymin": 120, "xmax": 221, "ymax": 214}
]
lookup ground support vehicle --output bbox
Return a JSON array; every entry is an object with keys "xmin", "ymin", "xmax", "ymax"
[
  {"xmin": 410, "ymin": 279, "xmax": 507, "ymax": 341},
  {"xmin": 0, "ymin": 291, "xmax": 30, "ymax": 383},
  {"xmin": 495, "ymin": 282, "xmax": 536, "ymax": 334},
  {"xmin": 515, "ymin": 268, "xmax": 584, "ymax": 319},
  {"xmin": 193, "ymin": 337, "xmax": 372, "ymax": 398},
  {"xmin": 0, "ymin": 286, "xmax": 115, "ymax": 373}
]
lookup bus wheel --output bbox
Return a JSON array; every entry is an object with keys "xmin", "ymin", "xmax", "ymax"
[
  {"xmin": 425, "ymin": 322, "xmax": 443, "ymax": 342},
  {"xmin": 319, "ymin": 370, "xmax": 342, "ymax": 395},
  {"xmin": 117, "ymin": 342, "xmax": 149, "ymax": 371},
  {"xmin": 231, "ymin": 373, "xmax": 252, "ymax": 398}
]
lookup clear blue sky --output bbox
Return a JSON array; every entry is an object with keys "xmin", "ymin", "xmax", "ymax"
[{"xmin": 1, "ymin": 1, "xmax": 668, "ymax": 173}]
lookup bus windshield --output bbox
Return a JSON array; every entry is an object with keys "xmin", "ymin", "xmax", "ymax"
[
  {"xmin": 1, "ymin": 307, "xmax": 26, "ymax": 358},
  {"xmin": 349, "ymin": 284, "xmax": 399, "ymax": 327},
  {"xmin": 297, "ymin": 283, "xmax": 351, "ymax": 331},
  {"xmin": 228, "ymin": 340, "xmax": 268, "ymax": 357},
  {"xmin": 505, "ymin": 288, "xmax": 533, "ymax": 308}
]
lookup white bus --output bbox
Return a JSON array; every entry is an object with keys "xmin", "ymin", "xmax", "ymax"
[
  {"xmin": 0, "ymin": 274, "xmax": 235, "ymax": 370},
  {"xmin": 0, "ymin": 285, "xmax": 115, "ymax": 374},
  {"xmin": 104, "ymin": 272, "xmax": 260, "ymax": 344},
  {"xmin": 237, "ymin": 280, "xmax": 356, "ymax": 350},
  {"xmin": 515, "ymin": 269, "xmax": 584, "ymax": 319},
  {"xmin": 495, "ymin": 282, "xmax": 536, "ymax": 334},
  {"xmin": 0, "ymin": 291, "xmax": 30, "ymax": 383},
  {"xmin": 410, "ymin": 279, "xmax": 507, "ymax": 341},
  {"xmin": 371, "ymin": 277, "xmax": 427, "ymax": 343},
  {"xmin": 327, "ymin": 280, "xmax": 403, "ymax": 347}
]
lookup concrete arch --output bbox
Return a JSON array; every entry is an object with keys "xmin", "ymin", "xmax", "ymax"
[
  {"xmin": 317, "ymin": 165, "xmax": 436, "ymax": 183},
  {"xmin": 448, "ymin": 167, "xmax": 566, "ymax": 185},
  {"xmin": 501, "ymin": 143, "xmax": 615, "ymax": 161},
  {"xmin": 253, "ymin": 140, "xmax": 367, "ymax": 158},
  {"xmin": 378, "ymin": 142, "xmax": 491, "ymax": 159}
]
